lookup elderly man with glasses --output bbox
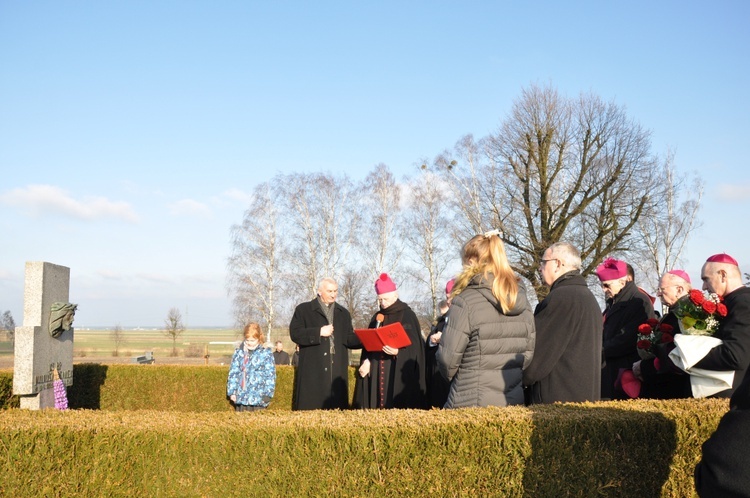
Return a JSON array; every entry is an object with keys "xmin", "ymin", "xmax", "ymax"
[
  {"xmin": 596, "ymin": 258, "xmax": 656, "ymax": 400},
  {"xmin": 523, "ymin": 242, "xmax": 602, "ymax": 404},
  {"xmin": 630, "ymin": 270, "xmax": 693, "ymax": 399}
]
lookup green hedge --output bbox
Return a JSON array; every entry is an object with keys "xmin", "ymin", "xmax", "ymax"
[
  {"xmin": 0, "ymin": 364, "xmax": 353, "ymax": 411},
  {"xmin": 0, "ymin": 365, "xmax": 729, "ymax": 496},
  {"xmin": 0, "ymin": 399, "xmax": 727, "ymax": 497}
]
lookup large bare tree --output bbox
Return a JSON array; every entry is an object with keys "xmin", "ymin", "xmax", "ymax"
[
  {"xmin": 435, "ymin": 84, "xmax": 663, "ymax": 298},
  {"xmin": 227, "ymin": 181, "xmax": 284, "ymax": 342}
]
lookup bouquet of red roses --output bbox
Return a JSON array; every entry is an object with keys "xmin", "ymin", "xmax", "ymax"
[
  {"xmin": 672, "ymin": 289, "xmax": 727, "ymax": 336},
  {"xmin": 636, "ymin": 318, "xmax": 675, "ymax": 360}
]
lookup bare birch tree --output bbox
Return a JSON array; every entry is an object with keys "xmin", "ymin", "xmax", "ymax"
[
  {"xmin": 634, "ymin": 150, "xmax": 704, "ymax": 291},
  {"xmin": 282, "ymin": 172, "xmax": 360, "ymax": 300},
  {"xmin": 358, "ymin": 163, "xmax": 405, "ymax": 280},
  {"xmin": 337, "ymin": 268, "xmax": 372, "ymax": 329},
  {"xmin": 401, "ymin": 170, "xmax": 457, "ymax": 321},
  {"xmin": 227, "ymin": 181, "xmax": 284, "ymax": 342}
]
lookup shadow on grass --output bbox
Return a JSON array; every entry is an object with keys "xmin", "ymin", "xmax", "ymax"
[{"xmin": 521, "ymin": 403, "xmax": 677, "ymax": 497}]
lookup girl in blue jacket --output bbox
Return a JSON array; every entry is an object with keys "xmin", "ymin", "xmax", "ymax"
[{"xmin": 227, "ymin": 323, "xmax": 275, "ymax": 411}]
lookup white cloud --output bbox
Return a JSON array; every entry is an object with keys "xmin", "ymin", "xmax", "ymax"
[
  {"xmin": 221, "ymin": 188, "xmax": 253, "ymax": 204},
  {"xmin": 168, "ymin": 198, "xmax": 212, "ymax": 218},
  {"xmin": 0, "ymin": 184, "xmax": 139, "ymax": 222},
  {"xmin": 716, "ymin": 183, "xmax": 750, "ymax": 202}
]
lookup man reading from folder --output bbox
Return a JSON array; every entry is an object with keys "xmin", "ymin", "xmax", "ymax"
[{"xmin": 355, "ymin": 273, "xmax": 426, "ymax": 409}]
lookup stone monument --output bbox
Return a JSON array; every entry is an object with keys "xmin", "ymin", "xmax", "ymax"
[{"xmin": 13, "ymin": 262, "xmax": 75, "ymax": 410}]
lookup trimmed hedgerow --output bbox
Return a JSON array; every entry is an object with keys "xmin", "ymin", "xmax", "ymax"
[
  {"xmin": 0, "ymin": 366, "xmax": 729, "ymax": 496},
  {"xmin": 0, "ymin": 399, "xmax": 727, "ymax": 497}
]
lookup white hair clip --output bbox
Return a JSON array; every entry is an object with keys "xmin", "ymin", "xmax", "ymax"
[{"xmin": 483, "ymin": 229, "xmax": 503, "ymax": 239}]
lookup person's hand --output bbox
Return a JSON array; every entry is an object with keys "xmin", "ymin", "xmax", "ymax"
[
  {"xmin": 320, "ymin": 325, "xmax": 334, "ymax": 337},
  {"xmin": 382, "ymin": 345, "xmax": 399, "ymax": 356},
  {"xmin": 430, "ymin": 332, "xmax": 442, "ymax": 346},
  {"xmin": 230, "ymin": 394, "xmax": 236, "ymax": 403},
  {"xmin": 359, "ymin": 359, "xmax": 371, "ymax": 377},
  {"xmin": 632, "ymin": 361, "xmax": 642, "ymax": 381}
]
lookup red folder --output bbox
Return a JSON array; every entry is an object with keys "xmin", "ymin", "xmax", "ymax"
[{"xmin": 354, "ymin": 322, "xmax": 412, "ymax": 352}]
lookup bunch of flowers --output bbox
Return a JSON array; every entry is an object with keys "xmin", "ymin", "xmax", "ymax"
[
  {"xmin": 636, "ymin": 319, "xmax": 674, "ymax": 360},
  {"xmin": 672, "ymin": 289, "xmax": 727, "ymax": 336},
  {"xmin": 53, "ymin": 368, "xmax": 68, "ymax": 410}
]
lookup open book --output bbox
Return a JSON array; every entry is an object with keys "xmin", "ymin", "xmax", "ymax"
[{"xmin": 354, "ymin": 322, "xmax": 412, "ymax": 352}]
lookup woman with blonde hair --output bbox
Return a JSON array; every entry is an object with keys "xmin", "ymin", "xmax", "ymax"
[
  {"xmin": 227, "ymin": 323, "xmax": 276, "ymax": 412},
  {"xmin": 437, "ymin": 230, "xmax": 535, "ymax": 408}
]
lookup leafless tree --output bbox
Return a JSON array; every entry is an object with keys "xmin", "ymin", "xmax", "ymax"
[
  {"xmin": 434, "ymin": 84, "xmax": 665, "ymax": 299},
  {"xmin": 1, "ymin": 311, "xmax": 15, "ymax": 344},
  {"xmin": 227, "ymin": 181, "xmax": 285, "ymax": 343},
  {"xmin": 282, "ymin": 172, "xmax": 360, "ymax": 299},
  {"xmin": 633, "ymin": 150, "xmax": 704, "ymax": 291},
  {"xmin": 111, "ymin": 324, "xmax": 125, "ymax": 357},
  {"xmin": 401, "ymin": 170, "xmax": 457, "ymax": 321},
  {"xmin": 337, "ymin": 268, "xmax": 372, "ymax": 329},
  {"xmin": 430, "ymin": 134, "xmax": 497, "ymax": 244},
  {"xmin": 358, "ymin": 164, "xmax": 405, "ymax": 280},
  {"xmin": 163, "ymin": 307, "xmax": 185, "ymax": 357}
]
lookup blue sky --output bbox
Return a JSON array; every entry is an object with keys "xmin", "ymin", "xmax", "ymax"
[{"xmin": 1, "ymin": 1, "xmax": 748, "ymax": 327}]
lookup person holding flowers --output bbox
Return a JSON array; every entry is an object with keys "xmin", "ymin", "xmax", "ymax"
[
  {"xmin": 597, "ymin": 257, "xmax": 655, "ymax": 400},
  {"xmin": 630, "ymin": 270, "xmax": 693, "ymax": 399},
  {"xmin": 691, "ymin": 253, "xmax": 750, "ymax": 397}
]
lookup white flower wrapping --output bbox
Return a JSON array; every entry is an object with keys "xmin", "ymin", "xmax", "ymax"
[{"xmin": 668, "ymin": 334, "xmax": 734, "ymax": 398}]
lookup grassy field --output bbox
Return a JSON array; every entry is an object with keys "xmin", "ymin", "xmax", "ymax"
[{"xmin": 0, "ymin": 326, "xmax": 363, "ymax": 368}]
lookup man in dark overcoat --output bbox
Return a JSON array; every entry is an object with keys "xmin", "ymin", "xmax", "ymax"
[
  {"xmin": 290, "ymin": 277, "xmax": 361, "ymax": 410},
  {"xmin": 524, "ymin": 242, "xmax": 602, "ymax": 404},
  {"xmin": 597, "ymin": 257, "xmax": 655, "ymax": 400}
]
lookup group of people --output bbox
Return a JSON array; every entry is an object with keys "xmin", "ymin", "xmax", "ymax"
[{"xmin": 225, "ymin": 229, "xmax": 750, "ymax": 495}]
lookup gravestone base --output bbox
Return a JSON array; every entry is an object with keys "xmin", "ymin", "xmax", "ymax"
[{"xmin": 19, "ymin": 387, "xmax": 55, "ymax": 410}]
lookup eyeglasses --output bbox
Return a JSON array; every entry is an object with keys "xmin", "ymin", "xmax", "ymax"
[
  {"xmin": 657, "ymin": 285, "xmax": 677, "ymax": 294},
  {"xmin": 601, "ymin": 283, "xmax": 613, "ymax": 289},
  {"xmin": 540, "ymin": 258, "xmax": 559, "ymax": 266}
]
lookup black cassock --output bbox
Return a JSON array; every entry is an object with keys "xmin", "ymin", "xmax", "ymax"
[{"xmin": 354, "ymin": 299, "xmax": 426, "ymax": 409}]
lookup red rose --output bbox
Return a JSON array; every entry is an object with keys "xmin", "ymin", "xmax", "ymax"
[
  {"xmin": 658, "ymin": 323, "xmax": 674, "ymax": 333},
  {"xmin": 702, "ymin": 301, "xmax": 717, "ymax": 314},
  {"xmin": 638, "ymin": 323, "xmax": 653, "ymax": 335},
  {"xmin": 647, "ymin": 318, "xmax": 659, "ymax": 327},
  {"xmin": 660, "ymin": 333, "xmax": 674, "ymax": 344},
  {"xmin": 717, "ymin": 303, "xmax": 728, "ymax": 317},
  {"xmin": 689, "ymin": 289, "xmax": 705, "ymax": 305},
  {"xmin": 637, "ymin": 339, "xmax": 652, "ymax": 350}
]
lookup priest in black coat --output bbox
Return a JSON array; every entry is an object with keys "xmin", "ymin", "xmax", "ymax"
[
  {"xmin": 596, "ymin": 257, "xmax": 656, "ymax": 400},
  {"xmin": 693, "ymin": 253, "xmax": 750, "ymax": 397},
  {"xmin": 290, "ymin": 278, "xmax": 361, "ymax": 410},
  {"xmin": 355, "ymin": 273, "xmax": 427, "ymax": 409}
]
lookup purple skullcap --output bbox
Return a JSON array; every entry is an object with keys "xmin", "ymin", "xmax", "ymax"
[
  {"xmin": 667, "ymin": 269, "xmax": 691, "ymax": 284},
  {"xmin": 595, "ymin": 258, "xmax": 628, "ymax": 282},
  {"xmin": 706, "ymin": 253, "xmax": 739, "ymax": 266},
  {"xmin": 445, "ymin": 279, "xmax": 455, "ymax": 296}
]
